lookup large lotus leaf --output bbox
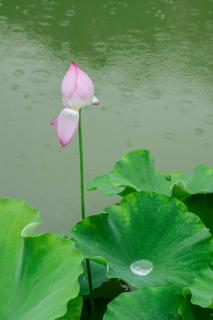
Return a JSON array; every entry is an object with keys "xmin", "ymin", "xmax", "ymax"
[
  {"xmin": 188, "ymin": 268, "xmax": 213, "ymax": 309},
  {"xmin": 72, "ymin": 192, "xmax": 212, "ymax": 290},
  {"xmin": 57, "ymin": 296, "xmax": 82, "ymax": 320},
  {"xmin": 172, "ymin": 165, "xmax": 213, "ymax": 196},
  {"xmin": 79, "ymin": 260, "xmax": 109, "ymax": 295},
  {"xmin": 87, "ymin": 149, "xmax": 213, "ymax": 199},
  {"xmin": 87, "ymin": 150, "xmax": 171, "ymax": 196},
  {"xmin": 0, "ymin": 199, "xmax": 83, "ymax": 320},
  {"xmin": 103, "ymin": 288, "xmax": 181, "ymax": 320},
  {"xmin": 87, "ymin": 174, "xmax": 124, "ymax": 195}
]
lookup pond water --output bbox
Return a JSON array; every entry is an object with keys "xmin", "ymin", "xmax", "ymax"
[{"xmin": 0, "ymin": 0, "xmax": 213, "ymax": 233}]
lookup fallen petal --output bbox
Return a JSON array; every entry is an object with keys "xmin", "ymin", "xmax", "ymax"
[{"xmin": 56, "ymin": 108, "xmax": 79, "ymax": 147}]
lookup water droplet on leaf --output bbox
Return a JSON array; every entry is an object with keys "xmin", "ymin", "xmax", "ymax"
[{"xmin": 130, "ymin": 259, "xmax": 153, "ymax": 276}]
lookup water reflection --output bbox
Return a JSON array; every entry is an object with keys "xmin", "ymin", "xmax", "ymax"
[{"xmin": 0, "ymin": 0, "xmax": 212, "ymax": 233}]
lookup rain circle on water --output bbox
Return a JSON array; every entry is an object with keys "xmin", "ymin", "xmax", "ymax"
[{"xmin": 130, "ymin": 259, "xmax": 153, "ymax": 276}]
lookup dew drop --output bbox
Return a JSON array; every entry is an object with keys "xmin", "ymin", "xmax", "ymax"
[{"xmin": 130, "ymin": 259, "xmax": 153, "ymax": 276}]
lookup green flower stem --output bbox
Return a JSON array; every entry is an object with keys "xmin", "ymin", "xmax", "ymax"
[{"xmin": 78, "ymin": 109, "xmax": 95, "ymax": 318}]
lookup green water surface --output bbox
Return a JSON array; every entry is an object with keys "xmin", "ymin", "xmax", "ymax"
[{"xmin": 0, "ymin": 0, "xmax": 213, "ymax": 232}]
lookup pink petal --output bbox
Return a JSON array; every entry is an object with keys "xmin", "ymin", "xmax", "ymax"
[
  {"xmin": 72, "ymin": 63, "xmax": 94, "ymax": 102},
  {"xmin": 61, "ymin": 61, "xmax": 77, "ymax": 99},
  {"xmin": 56, "ymin": 108, "xmax": 79, "ymax": 147}
]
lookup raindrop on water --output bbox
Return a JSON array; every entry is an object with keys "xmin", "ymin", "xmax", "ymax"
[
  {"xmin": 94, "ymin": 42, "xmax": 108, "ymax": 53},
  {"xmin": 205, "ymin": 113, "xmax": 213, "ymax": 125},
  {"xmin": 22, "ymin": 9, "xmax": 29, "ymax": 15},
  {"xmin": 11, "ymin": 84, "xmax": 19, "ymax": 91},
  {"xmin": 145, "ymin": 87, "xmax": 162, "ymax": 100},
  {"xmin": 26, "ymin": 106, "xmax": 33, "ymax": 112},
  {"xmin": 66, "ymin": 9, "xmax": 76, "ymax": 17},
  {"xmin": 61, "ymin": 41, "xmax": 70, "ymax": 51},
  {"xmin": 164, "ymin": 131, "xmax": 175, "ymax": 140},
  {"xmin": 126, "ymin": 141, "xmax": 133, "ymax": 147},
  {"xmin": 14, "ymin": 69, "xmax": 25, "ymax": 77},
  {"xmin": 58, "ymin": 20, "xmax": 69, "ymax": 27},
  {"xmin": 11, "ymin": 25, "xmax": 24, "ymax": 33},
  {"xmin": 177, "ymin": 99, "xmax": 193, "ymax": 113},
  {"xmin": 195, "ymin": 128, "xmax": 204, "ymax": 135},
  {"xmin": 30, "ymin": 70, "xmax": 50, "ymax": 83},
  {"xmin": 109, "ymin": 8, "xmax": 116, "ymax": 15},
  {"xmin": 130, "ymin": 259, "xmax": 153, "ymax": 276},
  {"xmin": 0, "ymin": 16, "xmax": 8, "ymax": 24}
]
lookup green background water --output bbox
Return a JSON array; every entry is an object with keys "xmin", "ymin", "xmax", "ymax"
[{"xmin": 0, "ymin": 0, "xmax": 213, "ymax": 232}]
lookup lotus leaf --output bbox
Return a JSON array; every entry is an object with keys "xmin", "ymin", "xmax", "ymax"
[
  {"xmin": 79, "ymin": 260, "xmax": 109, "ymax": 295},
  {"xmin": 0, "ymin": 199, "xmax": 83, "ymax": 320},
  {"xmin": 87, "ymin": 150, "xmax": 213, "ymax": 199},
  {"xmin": 188, "ymin": 268, "xmax": 213, "ymax": 309},
  {"xmin": 103, "ymin": 288, "xmax": 181, "ymax": 320},
  {"xmin": 57, "ymin": 296, "xmax": 83, "ymax": 320},
  {"xmin": 72, "ymin": 192, "xmax": 212, "ymax": 289}
]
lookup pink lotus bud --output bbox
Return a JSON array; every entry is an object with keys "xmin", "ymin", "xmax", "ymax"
[
  {"xmin": 61, "ymin": 61, "xmax": 95, "ymax": 109},
  {"xmin": 51, "ymin": 61, "xmax": 99, "ymax": 147}
]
